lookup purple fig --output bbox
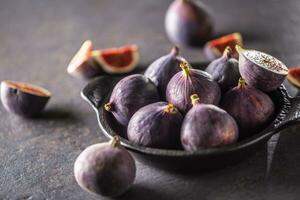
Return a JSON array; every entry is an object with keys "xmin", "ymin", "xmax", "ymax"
[
  {"xmin": 104, "ymin": 74, "xmax": 159, "ymax": 126},
  {"xmin": 181, "ymin": 94, "xmax": 238, "ymax": 151},
  {"xmin": 144, "ymin": 46, "xmax": 185, "ymax": 99},
  {"xmin": 221, "ymin": 78, "xmax": 275, "ymax": 138},
  {"xmin": 165, "ymin": 0, "xmax": 213, "ymax": 46},
  {"xmin": 205, "ymin": 46, "xmax": 240, "ymax": 93},
  {"xmin": 166, "ymin": 61, "xmax": 221, "ymax": 114},
  {"xmin": 236, "ymin": 45, "xmax": 288, "ymax": 92},
  {"xmin": 74, "ymin": 136, "xmax": 136, "ymax": 197},
  {"xmin": 127, "ymin": 102, "xmax": 183, "ymax": 149},
  {"xmin": 1, "ymin": 80, "xmax": 51, "ymax": 117}
]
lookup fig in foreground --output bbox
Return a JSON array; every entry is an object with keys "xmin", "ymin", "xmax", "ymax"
[
  {"xmin": 128, "ymin": 102, "xmax": 183, "ymax": 149},
  {"xmin": 237, "ymin": 45, "xmax": 288, "ymax": 92},
  {"xmin": 287, "ymin": 67, "xmax": 300, "ymax": 88},
  {"xmin": 221, "ymin": 78, "xmax": 275, "ymax": 138},
  {"xmin": 205, "ymin": 46, "xmax": 240, "ymax": 93},
  {"xmin": 144, "ymin": 46, "xmax": 184, "ymax": 99},
  {"xmin": 204, "ymin": 32, "xmax": 242, "ymax": 61},
  {"xmin": 166, "ymin": 61, "xmax": 221, "ymax": 113},
  {"xmin": 74, "ymin": 136, "xmax": 136, "ymax": 197},
  {"xmin": 104, "ymin": 74, "xmax": 159, "ymax": 126},
  {"xmin": 1, "ymin": 80, "xmax": 51, "ymax": 117},
  {"xmin": 165, "ymin": 0, "xmax": 213, "ymax": 46},
  {"xmin": 181, "ymin": 94, "xmax": 238, "ymax": 151}
]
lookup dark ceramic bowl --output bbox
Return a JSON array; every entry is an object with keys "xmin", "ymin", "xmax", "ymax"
[{"xmin": 81, "ymin": 65, "xmax": 300, "ymax": 172}]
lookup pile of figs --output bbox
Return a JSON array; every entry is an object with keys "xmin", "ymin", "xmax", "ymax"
[{"xmin": 105, "ymin": 45, "xmax": 288, "ymax": 151}]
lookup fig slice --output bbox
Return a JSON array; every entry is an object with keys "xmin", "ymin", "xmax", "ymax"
[
  {"xmin": 1, "ymin": 80, "xmax": 51, "ymax": 117},
  {"xmin": 67, "ymin": 40, "xmax": 101, "ymax": 79},
  {"xmin": 236, "ymin": 45, "xmax": 288, "ymax": 92},
  {"xmin": 204, "ymin": 32, "xmax": 243, "ymax": 61},
  {"xmin": 287, "ymin": 67, "xmax": 300, "ymax": 88},
  {"xmin": 93, "ymin": 45, "xmax": 139, "ymax": 74}
]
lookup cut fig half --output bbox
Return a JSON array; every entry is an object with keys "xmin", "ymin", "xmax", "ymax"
[
  {"xmin": 1, "ymin": 80, "xmax": 51, "ymax": 117},
  {"xmin": 287, "ymin": 67, "xmax": 300, "ymax": 88},
  {"xmin": 93, "ymin": 45, "xmax": 139, "ymax": 74},
  {"xmin": 236, "ymin": 45, "xmax": 288, "ymax": 92},
  {"xmin": 67, "ymin": 40, "xmax": 101, "ymax": 79},
  {"xmin": 204, "ymin": 32, "xmax": 243, "ymax": 60}
]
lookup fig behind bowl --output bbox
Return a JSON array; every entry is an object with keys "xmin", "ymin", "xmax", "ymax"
[
  {"xmin": 104, "ymin": 74, "xmax": 159, "ymax": 126},
  {"xmin": 166, "ymin": 61, "xmax": 221, "ymax": 114},
  {"xmin": 181, "ymin": 94, "xmax": 239, "ymax": 151},
  {"xmin": 221, "ymin": 78, "xmax": 275, "ymax": 138},
  {"xmin": 127, "ymin": 102, "xmax": 183, "ymax": 149}
]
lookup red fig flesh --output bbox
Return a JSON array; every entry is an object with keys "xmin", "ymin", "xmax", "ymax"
[
  {"xmin": 104, "ymin": 74, "xmax": 159, "ymax": 126},
  {"xmin": 165, "ymin": 0, "xmax": 213, "ymax": 46},
  {"xmin": 237, "ymin": 45, "xmax": 288, "ymax": 92},
  {"xmin": 74, "ymin": 136, "xmax": 136, "ymax": 197},
  {"xmin": 287, "ymin": 67, "xmax": 300, "ymax": 88},
  {"xmin": 181, "ymin": 94, "xmax": 238, "ymax": 151},
  {"xmin": 127, "ymin": 102, "xmax": 183, "ymax": 149},
  {"xmin": 166, "ymin": 61, "xmax": 221, "ymax": 113},
  {"xmin": 1, "ymin": 80, "xmax": 51, "ymax": 117},
  {"xmin": 221, "ymin": 78, "xmax": 275, "ymax": 138}
]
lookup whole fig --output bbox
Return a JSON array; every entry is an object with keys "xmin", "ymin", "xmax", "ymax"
[
  {"xmin": 165, "ymin": 0, "xmax": 213, "ymax": 46},
  {"xmin": 236, "ymin": 45, "xmax": 288, "ymax": 92},
  {"xmin": 128, "ymin": 102, "xmax": 183, "ymax": 149},
  {"xmin": 104, "ymin": 74, "xmax": 159, "ymax": 126},
  {"xmin": 205, "ymin": 46, "xmax": 240, "ymax": 93},
  {"xmin": 221, "ymin": 78, "xmax": 275, "ymax": 138},
  {"xmin": 181, "ymin": 94, "xmax": 238, "ymax": 151},
  {"xmin": 74, "ymin": 136, "xmax": 136, "ymax": 197},
  {"xmin": 144, "ymin": 46, "xmax": 184, "ymax": 99},
  {"xmin": 166, "ymin": 61, "xmax": 221, "ymax": 114}
]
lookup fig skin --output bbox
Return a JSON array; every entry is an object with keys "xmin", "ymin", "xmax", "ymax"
[
  {"xmin": 236, "ymin": 45, "xmax": 288, "ymax": 92},
  {"xmin": 144, "ymin": 46, "xmax": 184, "ymax": 99},
  {"xmin": 221, "ymin": 78, "xmax": 275, "ymax": 138},
  {"xmin": 105, "ymin": 74, "xmax": 159, "ymax": 126},
  {"xmin": 166, "ymin": 61, "xmax": 221, "ymax": 114},
  {"xmin": 205, "ymin": 47, "xmax": 240, "ymax": 93},
  {"xmin": 165, "ymin": 0, "xmax": 213, "ymax": 46},
  {"xmin": 181, "ymin": 94, "xmax": 238, "ymax": 151},
  {"xmin": 127, "ymin": 102, "xmax": 183, "ymax": 149},
  {"xmin": 1, "ymin": 81, "xmax": 51, "ymax": 117},
  {"xmin": 74, "ymin": 137, "xmax": 136, "ymax": 197}
]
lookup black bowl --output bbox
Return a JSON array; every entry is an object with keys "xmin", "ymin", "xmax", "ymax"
[{"xmin": 81, "ymin": 65, "xmax": 300, "ymax": 172}]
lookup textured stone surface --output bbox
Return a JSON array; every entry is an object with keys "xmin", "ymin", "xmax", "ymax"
[{"xmin": 0, "ymin": 0, "xmax": 300, "ymax": 199}]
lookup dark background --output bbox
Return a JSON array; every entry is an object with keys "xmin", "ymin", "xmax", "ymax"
[{"xmin": 0, "ymin": 0, "xmax": 300, "ymax": 199}]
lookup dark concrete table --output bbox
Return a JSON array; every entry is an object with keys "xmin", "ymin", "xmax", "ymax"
[{"xmin": 0, "ymin": 0, "xmax": 300, "ymax": 199}]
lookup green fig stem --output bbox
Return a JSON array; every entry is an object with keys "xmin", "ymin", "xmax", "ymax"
[
  {"xmin": 223, "ymin": 46, "xmax": 233, "ymax": 58},
  {"xmin": 164, "ymin": 103, "xmax": 177, "ymax": 114},
  {"xmin": 171, "ymin": 46, "xmax": 179, "ymax": 56},
  {"xmin": 238, "ymin": 78, "xmax": 246, "ymax": 88},
  {"xmin": 110, "ymin": 136, "xmax": 120, "ymax": 148},
  {"xmin": 104, "ymin": 102, "xmax": 113, "ymax": 112},
  {"xmin": 180, "ymin": 61, "xmax": 190, "ymax": 77},
  {"xmin": 190, "ymin": 94, "xmax": 200, "ymax": 106}
]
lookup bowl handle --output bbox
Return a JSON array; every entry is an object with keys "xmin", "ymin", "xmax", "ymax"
[
  {"xmin": 81, "ymin": 76, "xmax": 120, "ymax": 109},
  {"xmin": 271, "ymin": 95, "xmax": 300, "ymax": 135}
]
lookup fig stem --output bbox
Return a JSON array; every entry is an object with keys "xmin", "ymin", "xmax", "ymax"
[
  {"xmin": 190, "ymin": 94, "xmax": 200, "ymax": 106},
  {"xmin": 110, "ymin": 136, "xmax": 120, "ymax": 147},
  {"xmin": 223, "ymin": 46, "xmax": 233, "ymax": 58},
  {"xmin": 235, "ymin": 45, "xmax": 244, "ymax": 54},
  {"xmin": 180, "ymin": 61, "xmax": 190, "ymax": 77},
  {"xmin": 164, "ymin": 103, "xmax": 177, "ymax": 114},
  {"xmin": 171, "ymin": 46, "xmax": 179, "ymax": 56},
  {"xmin": 238, "ymin": 78, "xmax": 246, "ymax": 87},
  {"xmin": 104, "ymin": 102, "xmax": 113, "ymax": 112}
]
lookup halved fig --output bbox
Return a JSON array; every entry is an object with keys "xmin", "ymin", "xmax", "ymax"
[
  {"xmin": 204, "ymin": 32, "xmax": 243, "ymax": 61},
  {"xmin": 67, "ymin": 40, "xmax": 101, "ymax": 79},
  {"xmin": 1, "ymin": 80, "xmax": 51, "ymax": 117},
  {"xmin": 93, "ymin": 45, "xmax": 139, "ymax": 74},
  {"xmin": 287, "ymin": 67, "xmax": 300, "ymax": 88},
  {"xmin": 237, "ymin": 45, "xmax": 288, "ymax": 92}
]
